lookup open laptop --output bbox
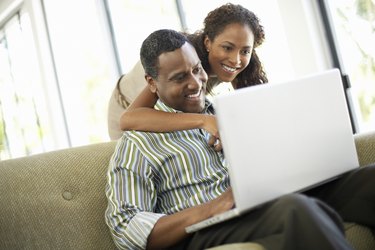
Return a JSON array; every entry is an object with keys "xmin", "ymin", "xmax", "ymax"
[{"xmin": 185, "ymin": 68, "xmax": 359, "ymax": 233}]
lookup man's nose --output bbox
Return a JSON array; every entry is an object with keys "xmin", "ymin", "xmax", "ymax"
[{"xmin": 188, "ymin": 75, "xmax": 202, "ymax": 90}]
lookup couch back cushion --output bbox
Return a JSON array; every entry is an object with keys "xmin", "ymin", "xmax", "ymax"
[
  {"xmin": 0, "ymin": 141, "xmax": 117, "ymax": 249},
  {"xmin": 354, "ymin": 131, "xmax": 375, "ymax": 166}
]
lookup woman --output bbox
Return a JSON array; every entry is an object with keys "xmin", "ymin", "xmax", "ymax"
[{"xmin": 107, "ymin": 3, "xmax": 267, "ymax": 141}]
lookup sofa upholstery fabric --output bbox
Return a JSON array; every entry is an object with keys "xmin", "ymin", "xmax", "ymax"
[{"xmin": 0, "ymin": 132, "xmax": 374, "ymax": 250}]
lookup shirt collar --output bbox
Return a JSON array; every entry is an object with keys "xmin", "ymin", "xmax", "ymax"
[{"xmin": 155, "ymin": 99, "xmax": 214, "ymax": 114}]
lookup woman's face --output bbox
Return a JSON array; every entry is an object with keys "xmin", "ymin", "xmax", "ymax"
[{"xmin": 205, "ymin": 23, "xmax": 254, "ymax": 83}]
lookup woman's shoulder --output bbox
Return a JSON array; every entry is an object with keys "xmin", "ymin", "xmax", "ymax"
[
  {"xmin": 207, "ymin": 77, "xmax": 233, "ymax": 95},
  {"xmin": 118, "ymin": 61, "xmax": 148, "ymax": 103}
]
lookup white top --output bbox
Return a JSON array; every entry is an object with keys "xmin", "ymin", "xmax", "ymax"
[{"xmin": 107, "ymin": 61, "xmax": 147, "ymax": 140}]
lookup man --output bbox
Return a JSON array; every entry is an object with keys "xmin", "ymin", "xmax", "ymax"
[{"xmin": 105, "ymin": 29, "xmax": 353, "ymax": 250}]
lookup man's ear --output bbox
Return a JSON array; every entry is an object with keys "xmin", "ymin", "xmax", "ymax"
[{"xmin": 145, "ymin": 75, "xmax": 157, "ymax": 93}]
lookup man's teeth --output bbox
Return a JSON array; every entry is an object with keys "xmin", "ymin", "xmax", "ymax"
[
  {"xmin": 188, "ymin": 91, "xmax": 200, "ymax": 98},
  {"xmin": 222, "ymin": 65, "xmax": 237, "ymax": 72}
]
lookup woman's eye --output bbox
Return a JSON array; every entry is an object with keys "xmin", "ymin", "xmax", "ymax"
[
  {"xmin": 222, "ymin": 45, "xmax": 232, "ymax": 51},
  {"xmin": 241, "ymin": 50, "xmax": 251, "ymax": 55}
]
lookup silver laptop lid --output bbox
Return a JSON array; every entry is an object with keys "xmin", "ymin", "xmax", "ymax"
[{"xmin": 214, "ymin": 69, "xmax": 359, "ymax": 211}]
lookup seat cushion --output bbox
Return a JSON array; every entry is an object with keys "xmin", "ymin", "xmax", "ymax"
[
  {"xmin": 206, "ymin": 242, "xmax": 265, "ymax": 250},
  {"xmin": 345, "ymin": 222, "xmax": 375, "ymax": 250}
]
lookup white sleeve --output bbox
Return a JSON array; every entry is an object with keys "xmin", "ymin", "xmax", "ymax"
[
  {"xmin": 107, "ymin": 60, "xmax": 148, "ymax": 140},
  {"xmin": 119, "ymin": 60, "xmax": 148, "ymax": 103}
]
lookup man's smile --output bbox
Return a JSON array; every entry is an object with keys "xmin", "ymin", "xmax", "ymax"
[{"xmin": 186, "ymin": 89, "xmax": 202, "ymax": 100}]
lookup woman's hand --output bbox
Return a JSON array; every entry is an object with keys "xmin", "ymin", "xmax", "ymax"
[
  {"xmin": 202, "ymin": 114, "xmax": 219, "ymax": 137},
  {"xmin": 208, "ymin": 134, "xmax": 222, "ymax": 152},
  {"xmin": 203, "ymin": 115, "xmax": 222, "ymax": 152}
]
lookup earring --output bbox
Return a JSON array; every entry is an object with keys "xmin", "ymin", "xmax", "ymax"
[{"xmin": 206, "ymin": 49, "xmax": 210, "ymax": 53}]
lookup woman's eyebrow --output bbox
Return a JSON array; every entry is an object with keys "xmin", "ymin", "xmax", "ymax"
[{"xmin": 222, "ymin": 41, "xmax": 253, "ymax": 50}]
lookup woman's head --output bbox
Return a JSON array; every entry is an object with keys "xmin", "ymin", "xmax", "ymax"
[{"xmin": 189, "ymin": 3, "xmax": 267, "ymax": 92}]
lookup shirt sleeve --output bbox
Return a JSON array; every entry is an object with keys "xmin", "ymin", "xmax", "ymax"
[{"xmin": 105, "ymin": 136, "xmax": 165, "ymax": 250}]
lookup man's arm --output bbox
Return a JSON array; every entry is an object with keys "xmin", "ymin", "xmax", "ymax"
[
  {"xmin": 147, "ymin": 188, "xmax": 234, "ymax": 250},
  {"xmin": 106, "ymin": 139, "xmax": 163, "ymax": 250}
]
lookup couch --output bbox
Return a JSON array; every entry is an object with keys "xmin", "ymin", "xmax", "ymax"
[{"xmin": 1, "ymin": 132, "xmax": 375, "ymax": 250}]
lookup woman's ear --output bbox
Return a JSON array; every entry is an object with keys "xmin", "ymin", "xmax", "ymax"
[
  {"xmin": 145, "ymin": 75, "xmax": 157, "ymax": 93},
  {"xmin": 204, "ymin": 36, "xmax": 211, "ymax": 53}
]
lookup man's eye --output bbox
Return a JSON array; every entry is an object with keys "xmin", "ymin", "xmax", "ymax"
[
  {"xmin": 193, "ymin": 66, "xmax": 202, "ymax": 74},
  {"xmin": 174, "ymin": 75, "xmax": 186, "ymax": 82}
]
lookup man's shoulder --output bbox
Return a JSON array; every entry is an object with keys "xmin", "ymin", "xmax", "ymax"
[
  {"xmin": 122, "ymin": 130, "xmax": 154, "ymax": 139},
  {"xmin": 121, "ymin": 130, "xmax": 164, "ymax": 147},
  {"xmin": 117, "ymin": 131, "xmax": 173, "ymax": 166}
]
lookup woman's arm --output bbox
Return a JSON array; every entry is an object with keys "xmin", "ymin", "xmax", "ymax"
[{"xmin": 120, "ymin": 86, "xmax": 220, "ymax": 138}]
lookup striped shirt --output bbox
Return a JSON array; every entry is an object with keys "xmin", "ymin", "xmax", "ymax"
[{"xmin": 105, "ymin": 100, "xmax": 230, "ymax": 250}]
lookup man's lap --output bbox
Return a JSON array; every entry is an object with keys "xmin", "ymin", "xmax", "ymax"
[
  {"xmin": 182, "ymin": 194, "xmax": 347, "ymax": 250},
  {"xmin": 304, "ymin": 164, "xmax": 375, "ymax": 228}
]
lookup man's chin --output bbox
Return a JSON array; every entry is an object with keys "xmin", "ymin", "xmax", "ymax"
[{"xmin": 186, "ymin": 105, "xmax": 205, "ymax": 113}]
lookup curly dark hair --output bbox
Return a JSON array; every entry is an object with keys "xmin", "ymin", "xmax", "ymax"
[
  {"xmin": 140, "ymin": 29, "xmax": 191, "ymax": 79},
  {"xmin": 187, "ymin": 3, "xmax": 268, "ymax": 92}
]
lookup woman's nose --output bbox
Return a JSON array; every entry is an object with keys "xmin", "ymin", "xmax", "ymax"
[{"xmin": 229, "ymin": 52, "xmax": 241, "ymax": 65}]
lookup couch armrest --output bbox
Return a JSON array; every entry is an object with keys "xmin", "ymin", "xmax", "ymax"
[
  {"xmin": 354, "ymin": 131, "xmax": 375, "ymax": 167},
  {"xmin": 0, "ymin": 141, "xmax": 117, "ymax": 250}
]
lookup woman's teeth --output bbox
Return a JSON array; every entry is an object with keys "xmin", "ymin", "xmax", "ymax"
[{"xmin": 222, "ymin": 64, "xmax": 237, "ymax": 73}]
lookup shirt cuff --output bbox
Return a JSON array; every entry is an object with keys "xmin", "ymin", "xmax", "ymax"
[{"xmin": 127, "ymin": 211, "xmax": 166, "ymax": 249}]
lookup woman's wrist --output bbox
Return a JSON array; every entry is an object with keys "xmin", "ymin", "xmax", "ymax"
[{"xmin": 198, "ymin": 114, "xmax": 209, "ymax": 130}]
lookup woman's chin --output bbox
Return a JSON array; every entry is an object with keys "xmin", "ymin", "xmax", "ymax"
[{"xmin": 217, "ymin": 74, "xmax": 237, "ymax": 83}]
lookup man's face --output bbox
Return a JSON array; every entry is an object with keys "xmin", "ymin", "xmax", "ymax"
[{"xmin": 148, "ymin": 43, "xmax": 208, "ymax": 113}]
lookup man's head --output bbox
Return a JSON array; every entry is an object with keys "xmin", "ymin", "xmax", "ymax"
[{"xmin": 140, "ymin": 29, "xmax": 208, "ymax": 113}]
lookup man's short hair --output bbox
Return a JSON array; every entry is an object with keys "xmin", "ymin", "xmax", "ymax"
[{"xmin": 140, "ymin": 29, "xmax": 190, "ymax": 79}]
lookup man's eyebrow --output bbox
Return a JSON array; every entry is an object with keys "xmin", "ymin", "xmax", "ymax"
[
  {"xmin": 169, "ymin": 71, "xmax": 186, "ymax": 81},
  {"xmin": 192, "ymin": 61, "xmax": 203, "ymax": 70}
]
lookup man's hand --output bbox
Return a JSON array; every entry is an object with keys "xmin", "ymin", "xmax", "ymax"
[
  {"xmin": 208, "ymin": 187, "xmax": 234, "ymax": 216},
  {"xmin": 147, "ymin": 188, "xmax": 234, "ymax": 249}
]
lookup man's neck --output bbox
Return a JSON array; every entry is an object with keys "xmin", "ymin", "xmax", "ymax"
[{"xmin": 155, "ymin": 99, "xmax": 213, "ymax": 114}]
